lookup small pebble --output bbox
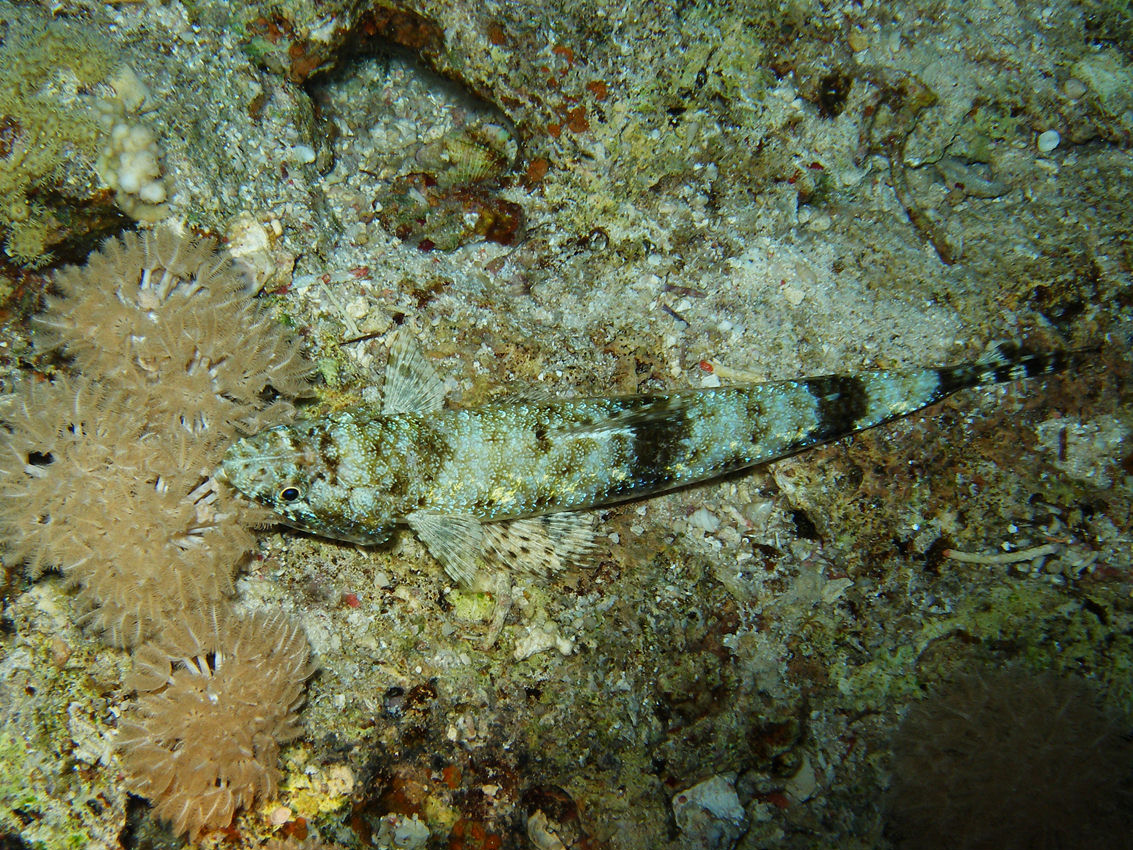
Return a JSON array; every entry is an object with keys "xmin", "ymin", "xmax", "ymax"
[
  {"xmin": 1063, "ymin": 77, "xmax": 1087, "ymax": 99},
  {"xmin": 268, "ymin": 806, "xmax": 292, "ymax": 826},
  {"xmin": 290, "ymin": 144, "xmax": 317, "ymax": 163},
  {"xmin": 1037, "ymin": 129, "xmax": 1060, "ymax": 154},
  {"xmin": 688, "ymin": 507, "xmax": 721, "ymax": 533},
  {"xmin": 699, "ymin": 373, "xmax": 722, "ymax": 388},
  {"xmin": 782, "ymin": 284, "xmax": 805, "ymax": 307},
  {"xmin": 808, "ymin": 212, "xmax": 833, "ymax": 232}
]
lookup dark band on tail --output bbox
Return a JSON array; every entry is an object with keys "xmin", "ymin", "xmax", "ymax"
[
  {"xmin": 934, "ymin": 345, "xmax": 1097, "ymax": 401},
  {"xmin": 628, "ymin": 398, "xmax": 694, "ymax": 491},
  {"xmin": 802, "ymin": 375, "xmax": 869, "ymax": 441}
]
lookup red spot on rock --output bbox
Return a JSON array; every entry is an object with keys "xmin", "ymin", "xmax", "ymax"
[
  {"xmin": 487, "ymin": 23, "xmax": 507, "ymax": 46},
  {"xmin": 586, "ymin": 80, "xmax": 608, "ymax": 100},
  {"xmin": 442, "ymin": 765, "xmax": 462, "ymax": 789},
  {"xmin": 281, "ymin": 816, "xmax": 308, "ymax": 839},
  {"xmin": 525, "ymin": 157, "xmax": 549, "ymax": 185},
  {"xmin": 565, "ymin": 106, "xmax": 589, "ymax": 133}
]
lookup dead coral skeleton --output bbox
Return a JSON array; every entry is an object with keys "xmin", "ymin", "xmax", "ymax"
[{"xmin": 942, "ymin": 543, "xmax": 1059, "ymax": 565}]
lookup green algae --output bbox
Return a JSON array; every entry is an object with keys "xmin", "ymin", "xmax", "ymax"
[
  {"xmin": 837, "ymin": 576, "xmax": 1133, "ymax": 717},
  {"xmin": 447, "ymin": 588, "xmax": 496, "ymax": 622},
  {"xmin": 0, "ymin": 5, "xmax": 119, "ymax": 265}
]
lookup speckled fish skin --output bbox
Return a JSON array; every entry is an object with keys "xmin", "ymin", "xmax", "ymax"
[{"xmin": 221, "ymin": 345, "xmax": 1086, "ymax": 558}]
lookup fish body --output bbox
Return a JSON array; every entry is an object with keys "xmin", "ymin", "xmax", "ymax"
[{"xmin": 221, "ymin": 335, "xmax": 1088, "ymax": 584}]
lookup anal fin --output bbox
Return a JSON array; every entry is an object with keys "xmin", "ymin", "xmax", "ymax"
[{"xmin": 483, "ymin": 513, "xmax": 598, "ymax": 577}]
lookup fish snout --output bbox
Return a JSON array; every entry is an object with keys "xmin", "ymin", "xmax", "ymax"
[{"xmin": 220, "ymin": 432, "xmax": 289, "ymax": 499}]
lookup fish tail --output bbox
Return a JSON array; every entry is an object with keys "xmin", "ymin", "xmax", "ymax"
[{"xmin": 931, "ymin": 342, "xmax": 1098, "ymax": 399}]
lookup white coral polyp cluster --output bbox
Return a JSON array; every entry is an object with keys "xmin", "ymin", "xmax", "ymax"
[
  {"xmin": 99, "ymin": 122, "xmax": 168, "ymax": 216},
  {"xmin": 94, "ymin": 65, "xmax": 169, "ymax": 222}
]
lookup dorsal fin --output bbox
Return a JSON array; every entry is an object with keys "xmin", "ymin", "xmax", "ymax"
[{"xmin": 381, "ymin": 327, "xmax": 446, "ymax": 415}]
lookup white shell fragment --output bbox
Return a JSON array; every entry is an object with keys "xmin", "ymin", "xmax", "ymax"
[
  {"xmin": 672, "ymin": 775, "xmax": 747, "ymax": 844},
  {"xmin": 688, "ymin": 507, "xmax": 721, "ymax": 532},
  {"xmin": 1037, "ymin": 129, "xmax": 1061, "ymax": 153}
]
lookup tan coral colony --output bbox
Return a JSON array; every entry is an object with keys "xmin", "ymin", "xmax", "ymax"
[{"xmin": 0, "ymin": 226, "xmax": 317, "ymax": 838}]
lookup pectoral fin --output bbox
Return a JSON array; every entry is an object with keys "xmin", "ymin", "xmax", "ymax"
[
  {"xmin": 407, "ymin": 509, "xmax": 599, "ymax": 586},
  {"xmin": 406, "ymin": 509, "xmax": 486, "ymax": 586}
]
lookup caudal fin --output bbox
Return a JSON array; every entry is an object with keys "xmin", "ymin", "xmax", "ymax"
[{"xmin": 932, "ymin": 342, "xmax": 1098, "ymax": 399}]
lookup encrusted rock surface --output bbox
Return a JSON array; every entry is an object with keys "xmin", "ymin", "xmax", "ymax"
[{"xmin": 1, "ymin": 0, "xmax": 1130, "ymax": 847}]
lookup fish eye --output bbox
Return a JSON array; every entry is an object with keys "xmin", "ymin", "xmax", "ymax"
[{"xmin": 279, "ymin": 486, "xmax": 301, "ymax": 502}]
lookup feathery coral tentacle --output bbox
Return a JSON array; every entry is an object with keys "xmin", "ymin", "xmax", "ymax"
[
  {"xmin": 1, "ymin": 225, "xmax": 313, "ymax": 648},
  {"xmin": 118, "ymin": 605, "xmax": 315, "ymax": 839}
]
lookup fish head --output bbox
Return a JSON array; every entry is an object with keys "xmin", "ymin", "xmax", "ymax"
[{"xmin": 220, "ymin": 420, "xmax": 395, "ymax": 545}]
